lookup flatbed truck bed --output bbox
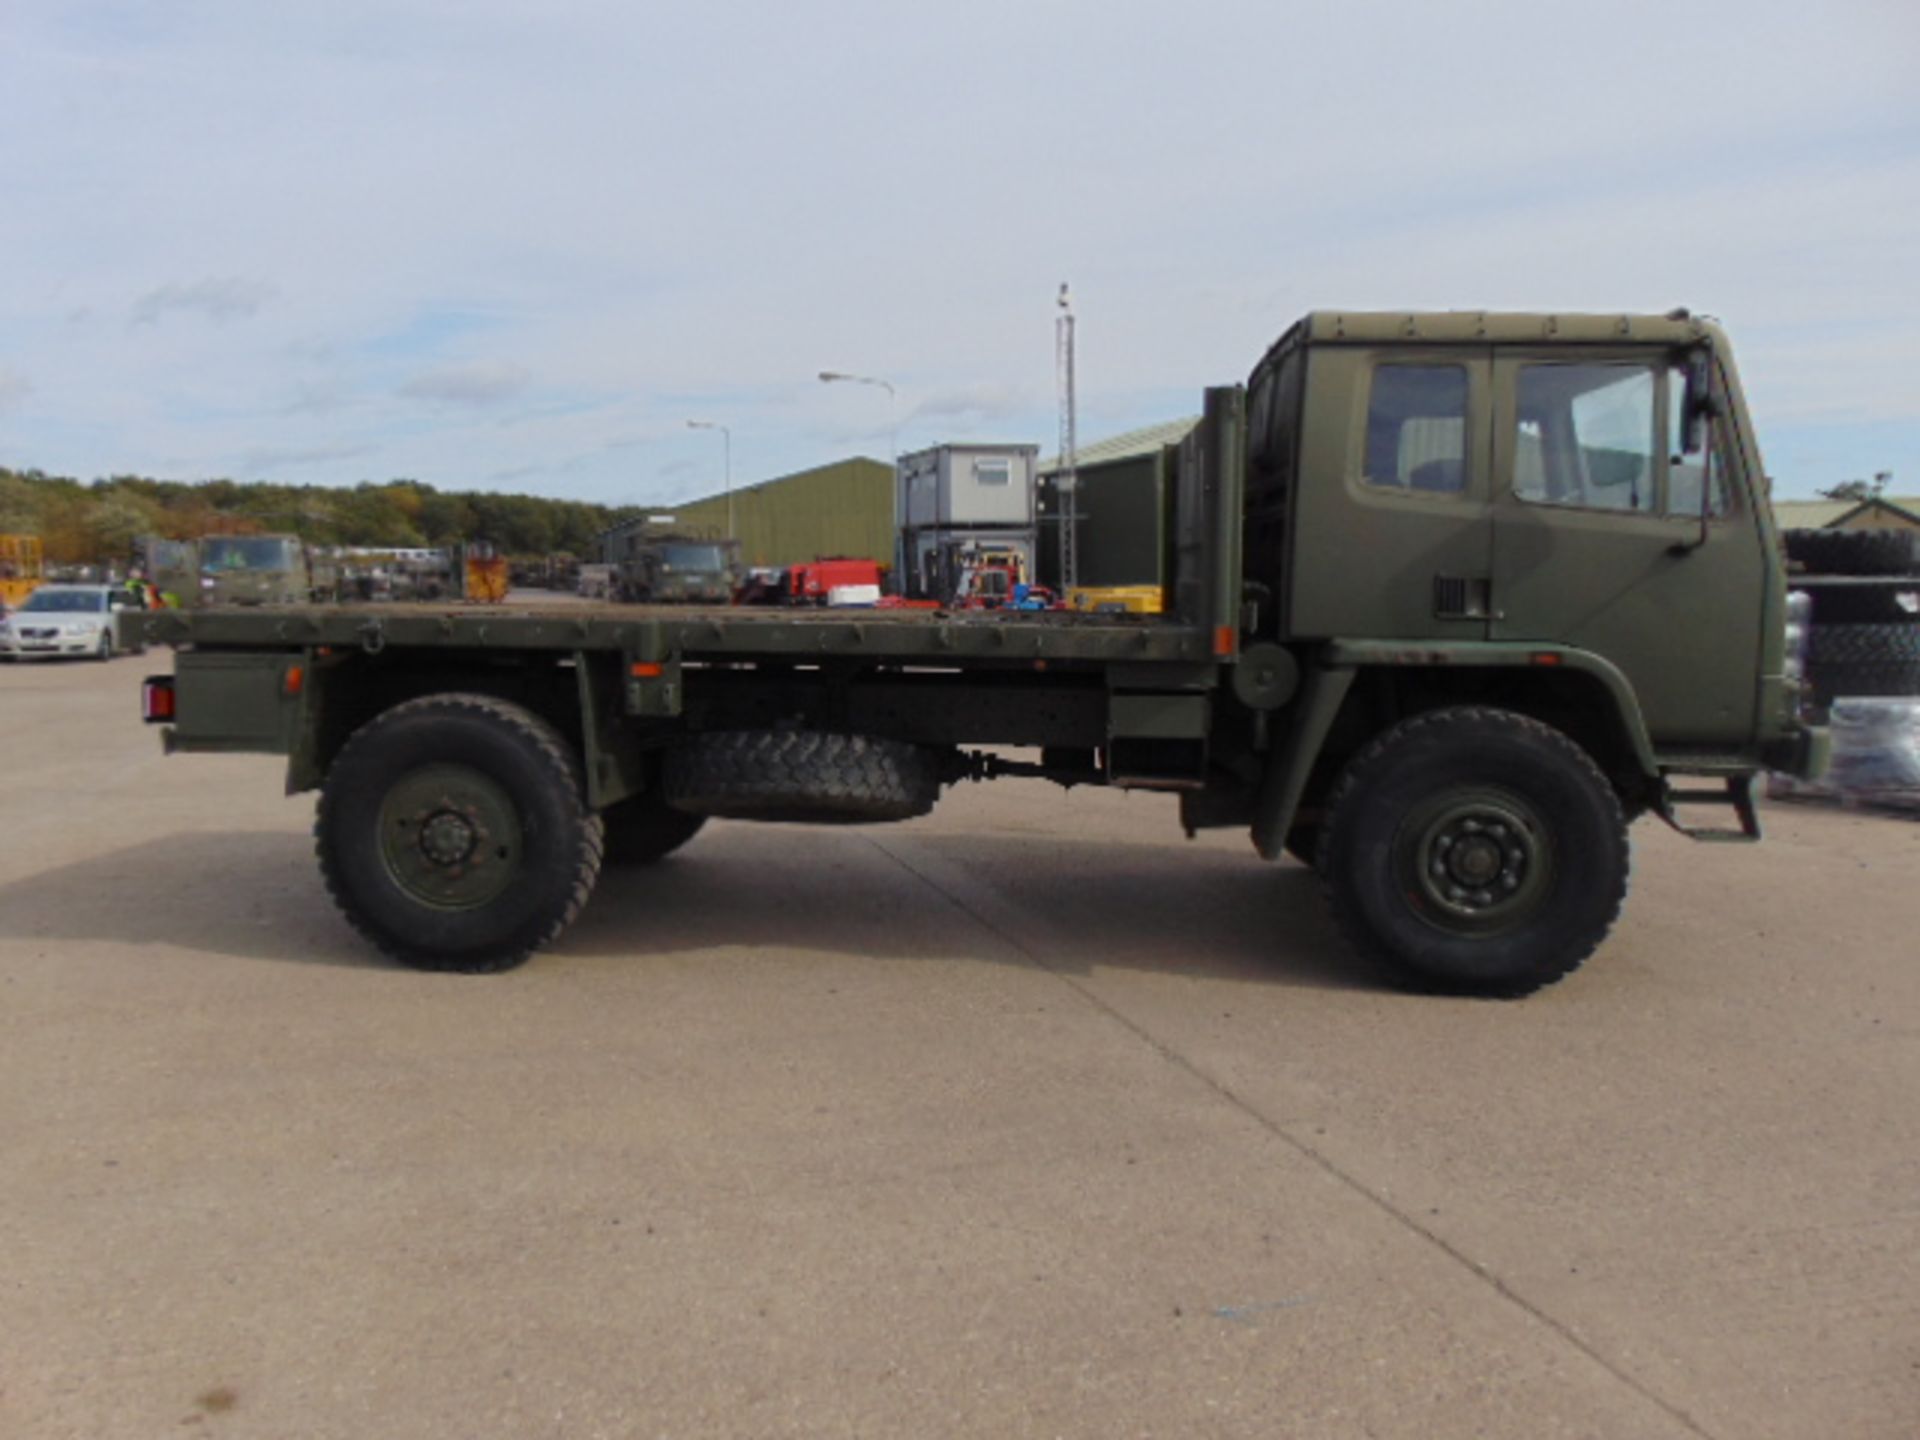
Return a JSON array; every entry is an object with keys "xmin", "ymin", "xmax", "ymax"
[{"xmin": 139, "ymin": 599, "xmax": 1216, "ymax": 666}]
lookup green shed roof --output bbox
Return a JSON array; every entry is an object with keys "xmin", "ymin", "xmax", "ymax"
[{"xmin": 1042, "ymin": 417, "xmax": 1198, "ymax": 476}]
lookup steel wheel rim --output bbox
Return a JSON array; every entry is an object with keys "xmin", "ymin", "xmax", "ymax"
[
  {"xmin": 377, "ymin": 763, "xmax": 523, "ymax": 910},
  {"xmin": 1396, "ymin": 787, "xmax": 1554, "ymax": 935}
]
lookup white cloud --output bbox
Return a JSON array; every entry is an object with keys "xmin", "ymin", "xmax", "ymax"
[
  {"xmin": 911, "ymin": 383, "xmax": 1035, "ymax": 425},
  {"xmin": 399, "ymin": 363, "xmax": 531, "ymax": 408},
  {"xmin": 237, "ymin": 441, "xmax": 375, "ymax": 473},
  {"xmin": 130, "ymin": 277, "xmax": 277, "ymax": 327},
  {"xmin": 0, "ymin": 370, "xmax": 31, "ymax": 416}
]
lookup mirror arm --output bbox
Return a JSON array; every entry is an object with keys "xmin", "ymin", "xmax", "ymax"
[
  {"xmin": 1668, "ymin": 431, "xmax": 1716, "ymax": 557},
  {"xmin": 1668, "ymin": 363, "xmax": 1718, "ymax": 556}
]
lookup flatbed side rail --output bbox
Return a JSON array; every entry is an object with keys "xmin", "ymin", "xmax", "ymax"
[{"xmin": 135, "ymin": 605, "xmax": 1217, "ymax": 666}]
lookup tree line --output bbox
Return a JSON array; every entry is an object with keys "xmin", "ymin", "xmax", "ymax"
[{"xmin": 0, "ymin": 467, "xmax": 638, "ymax": 564}]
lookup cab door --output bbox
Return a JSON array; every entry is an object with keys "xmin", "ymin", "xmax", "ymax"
[
  {"xmin": 1487, "ymin": 349, "xmax": 1763, "ymax": 744},
  {"xmin": 1288, "ymin": 345, "xmax": 1495, "ymax": 640}
]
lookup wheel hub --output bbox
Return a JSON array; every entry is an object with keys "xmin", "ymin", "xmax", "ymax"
[
  {"xmin": 1403, "ymin": 793, "xmax": 1550, "ymax": 930},
  {"xmin": 419, "ymin": 810, "xmax": 478, "ymax": 866},
  {"xmin": 377, "ymin": 765, "xmax": 522, "ymax": 910}
]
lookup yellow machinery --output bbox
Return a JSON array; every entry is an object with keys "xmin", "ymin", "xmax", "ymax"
[
  {"xmin": 1066, "ymin": 584, "xmax": 1164, "ymax": 615},
  {"xmin": 1, "ymin": 534, "xmax": 45, "ymax": 609},
  {"xmin": 460, "ymin": 542, "xmax": 511, "ymax": 603}
]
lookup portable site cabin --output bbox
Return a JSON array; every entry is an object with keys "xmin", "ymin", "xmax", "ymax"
[{"xmin": 894, "ymin": 443, "xmax": 1038, "ymax": 600}]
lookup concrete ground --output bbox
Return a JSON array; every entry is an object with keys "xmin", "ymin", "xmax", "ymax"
[{"xmin": 1, "ymin": 650, "xmax": 1916, "ymax": 1440}]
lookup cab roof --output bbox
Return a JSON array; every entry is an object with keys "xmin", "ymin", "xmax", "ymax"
[{"xmin": 1298, "ymin": 309, "xmax": 1714, "ymax": 347}]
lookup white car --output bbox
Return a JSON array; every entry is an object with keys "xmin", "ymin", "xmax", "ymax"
[{"xmin": 0, "ymin": 584, "xmax": 146, "ymax": 661}]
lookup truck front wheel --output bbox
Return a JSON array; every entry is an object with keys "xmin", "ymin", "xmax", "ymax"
[
  {"xmin": 316, "ymin": 694, "xmax": 605, "ymax": 973},
  {"xmin": 1318, "ymin": 707, "xmax": 1628, "ymax": 997}
]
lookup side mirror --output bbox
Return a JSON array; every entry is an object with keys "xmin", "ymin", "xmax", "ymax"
[{"xmin": 1681, "ymin": 349, "xmax": 1714, "ymax": 456}]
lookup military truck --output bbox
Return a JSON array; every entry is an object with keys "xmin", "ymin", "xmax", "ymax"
[
  {"xmin": 608, "ymin": 528, "xmax": 741, "ymax": 605},
  {"xmin": 195, "ymin": 534, "xmax": 320, "ymax": 606},
  {"xmin": 134, "ymin": 311, "xmax": 1828, "ymax": 995}
]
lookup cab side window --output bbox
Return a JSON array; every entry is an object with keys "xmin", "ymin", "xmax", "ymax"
[
  {"xmin": 1363, "ymin": 365, "xmax": 1468, "ymax": 494},
  {"xmin": 1514, "ymin": 364, "xmax": 1656, "ymax": 512}
]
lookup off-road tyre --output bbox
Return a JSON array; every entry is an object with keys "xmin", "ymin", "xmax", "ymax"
[
  {"xmin": 1317, "ymin": 706, "xmax": 1629, "ymax": 998},
  {"xmin": 1802, "ymin": 581, "xmax": 1920, "ymax": 626},
  {"xmin": 1283, "ymin": 827, "xmax": 1321, "ymax": 867},
  {"xmin": 602, "ymin": 787, "xmax": 708, "ymax": 863},
  {"xmin": 664, "ymin": 730, "xmax": 944, "ymax": 823},
  {"xmin": 316, "ymin": 693, "xmax": 603, "ymax": 973},
  {"xmin": 1784, "ymin": 528, "xmax": 1920, "ymax": 578},
  {"xmin": 1805, "ymin": 622, "xmax": 1920, "ymax": 704}
]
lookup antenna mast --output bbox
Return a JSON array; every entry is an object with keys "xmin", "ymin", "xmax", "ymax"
[{"xmin": 1055, "ymin": 283, "xmax": 1078, "ymax": 594}]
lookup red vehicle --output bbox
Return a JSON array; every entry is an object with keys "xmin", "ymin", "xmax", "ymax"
[{"xmin": 786, "ymin": 557, "xmax": 886, "ymax": 605}]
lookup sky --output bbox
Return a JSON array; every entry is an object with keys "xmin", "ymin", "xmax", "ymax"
[{"xmin": 2, "ymin": 0, "xmax": 1917, "ymax": 508}]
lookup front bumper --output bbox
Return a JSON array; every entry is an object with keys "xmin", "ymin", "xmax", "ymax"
[
  {"xmin": 1762, "ymin": 724, "xmax": 1832, "ymax": 783},
  {"xmin": 0, "ymin": 631, "xmax": 101, "ymax": 658}
]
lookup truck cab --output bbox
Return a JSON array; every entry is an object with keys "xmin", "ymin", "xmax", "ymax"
[{"xmin": 1243, "ymin": 310, "xmax": 1801, "ymax": 771}]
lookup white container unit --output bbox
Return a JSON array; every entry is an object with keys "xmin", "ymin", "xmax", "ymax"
[{"xmin": 896, "ymin": 445, "xmax": 1038, "ymax": 529}]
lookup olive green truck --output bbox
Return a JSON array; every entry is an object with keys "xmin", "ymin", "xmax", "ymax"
[{"xmin": 135, "ymin": 311, "xmax": 1829, "ymax": 996}]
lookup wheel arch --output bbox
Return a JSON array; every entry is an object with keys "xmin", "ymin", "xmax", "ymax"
[
  {"xmin": 1315, "ymin": 703, "xmax": 1632, "ymax": 996},
  {"xmin": 292, "ymin": 648, "xmax": 596, "ymax": 796},
  {"xmin": 1253, "ymin": 644, "xmax": 1661, "ymax": 857}
]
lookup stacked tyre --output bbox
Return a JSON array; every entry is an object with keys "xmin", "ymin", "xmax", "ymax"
[
  {"xmin": 1803, "ymin": 623, "xmax": 1920, "ymax": 706},
  {"xmin": 1781, "ymin": 528, "xmax": 1920, "ymax": 810},
  {"xmin": 1783, "ymin": 529, "xmax": 1920, "ymax": 708}
]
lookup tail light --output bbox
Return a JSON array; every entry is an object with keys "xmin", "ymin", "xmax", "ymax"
[{"xmin": 142, "ymin": 675, "xmax": 176, "ymax": 722}]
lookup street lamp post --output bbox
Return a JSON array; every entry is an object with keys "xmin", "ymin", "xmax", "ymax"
[
  {"xmin": 817, "ymin": 370, "xmax": 897, "ymax": 461},
  {"xmin": 685, "ymin": 420, "xmax": 732, "ymax": 538},
  {"xmin": 819, "ymin": 368, "xmax": 903, "ymax": 590}
]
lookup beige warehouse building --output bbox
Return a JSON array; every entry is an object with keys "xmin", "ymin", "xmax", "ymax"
[
  {"xmin": 670, "ymin": 458, "xmax": 894, "ymax": 569},
  {"xmin": 1772, "ymin": 493, "xmax": 1920, "ymax": 532}
]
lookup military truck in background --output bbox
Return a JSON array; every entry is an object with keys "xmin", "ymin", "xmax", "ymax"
[
  {"xmin": 193, "ymin": 534, "xmax": 323, "ymax": 606},
  {"xmin": 607, "ymin": 528, "xmax": 741, "ymax": 605},
  {"xmin": 135, "ymin": 310, "xmax": 1827, "ymax": 997}
]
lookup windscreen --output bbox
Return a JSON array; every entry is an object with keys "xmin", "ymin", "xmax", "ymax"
[
  {"xmin": 659, "ymin": 544, "xmax": 727, "ymax": 570},
  {"xmin": 22, "ymin": 590, "xmax": 106, "ymax": 613},
  {"xmin": 203, "ymin": 537, "xmax": 298, "ymax": 570}
]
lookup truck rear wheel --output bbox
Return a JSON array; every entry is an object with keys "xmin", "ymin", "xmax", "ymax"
[
  {"xmin": 602, "ymin": 787, "xmax": 708, "ymax": 863},
  {"xmin": 316, "ymin": 694, "xmax": 604, "ymax": 973},
  {"xmin": 1283, "ymin": 827, "xmax": 1321, "ymax": 867},
  {"xmin": 1317, "ymin": 707, "xmax": 1628, "ymax": 997}
]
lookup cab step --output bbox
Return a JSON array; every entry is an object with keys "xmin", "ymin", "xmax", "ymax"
[{"xmin": 1657, "ymin": 772, "xmax": 1762, "ymax": 843}]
